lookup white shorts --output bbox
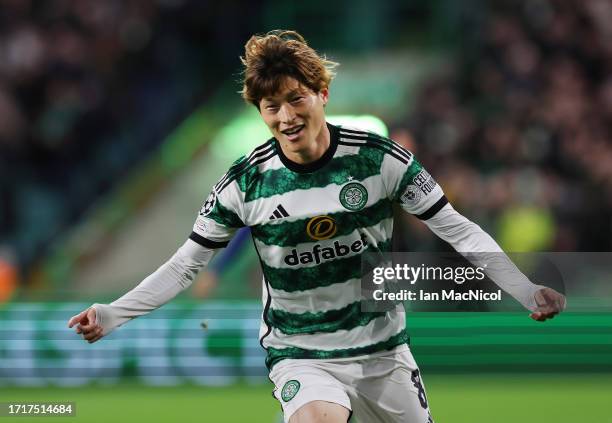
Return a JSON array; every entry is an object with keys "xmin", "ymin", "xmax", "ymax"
[{"xmin": 270, "ymin": 345, "xmax": 434, "ymax": 423}]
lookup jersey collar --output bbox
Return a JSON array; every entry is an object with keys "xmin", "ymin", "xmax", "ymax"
[{"xmin": 275, "ymin": 122, "xmax": 339, "ymax": 174}]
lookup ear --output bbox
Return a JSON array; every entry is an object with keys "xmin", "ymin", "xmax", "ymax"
[{"xmin": 319, "ymin": 88, "xmax": 329, "ymax": 105}]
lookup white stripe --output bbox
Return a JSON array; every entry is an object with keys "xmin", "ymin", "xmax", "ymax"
[
  {"xmin": 340, "ymin": 136, "xmax": 367, "ymax": 143},
  {"xmin": 262, "ymin": 312, "xmax": 405, "ymax": 351},
  {"xmin": 244, "ymin": 173, "xmax": 389, "ymax": 225},
  {"xmin": 269, "ymin": 278, "xmax": 362, "ymax": 314},
  {"xmin": 334, "ymin": 144, "xmax": 360, "ymax": 157},
  {"xmin": 339, "ymin": 128, "xmax": 369, "ymax": 137},
  {"xmin": 257, "ymin": 155, "xmax": 285, "ymax": 172}
]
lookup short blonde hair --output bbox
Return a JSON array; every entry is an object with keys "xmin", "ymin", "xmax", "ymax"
[{"xmin": 240, "ymin": 30, "xmax": 338, "ymax": 107}]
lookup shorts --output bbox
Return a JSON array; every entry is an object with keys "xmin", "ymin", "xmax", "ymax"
[{"xmin": 270, "ymin": 345, "xmax": 434, "ymax": 423}]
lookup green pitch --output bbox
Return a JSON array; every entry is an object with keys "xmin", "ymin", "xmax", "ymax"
[{"xmin": 0, "ymin": 374, "xmax": 609, "ymax": 422}]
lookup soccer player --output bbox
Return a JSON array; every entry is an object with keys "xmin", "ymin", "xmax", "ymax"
[{"xmin": 68, "ymin": 30, "xmax": 566, "ymax": 422}]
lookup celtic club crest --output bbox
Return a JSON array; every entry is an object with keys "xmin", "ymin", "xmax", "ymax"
[
  {"xmin": 281, "ymin": 380, "xmax": 301, "ymax": 402},
  {"xmin": 339, "ymin": 182, "xmax": 368, "ymax": 211},
  {"xmin": 199, "ymin": 191, "xmax": 217, "ymax": 217}
]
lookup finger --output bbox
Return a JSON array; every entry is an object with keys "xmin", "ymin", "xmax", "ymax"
[
  {"xmin": 84, "ymin": 333, "xmax": 96, "ymax": 342},
  {"xmin": 80, "ymin": 308, "xmax": 99, "ymax": 332},
  {"xmin": 68, "ymin": 310, "xmax": 88, "ymax": 328},
  {"xmin": 530, "ymin": 310, "xmax": 553, "ymax": 321},
  {"xmin": 531, "ymin": 308, "xmax": 559, "ymax": 321},
  {"xmin": 83, "ymin": 328, "xmax": 99, "ymax": 341},
  {"xmin": 534, "ymin": 305, "xmax": 555, "ymax": 315},
  {"xmin": 535, "ymin": 288, "xmax": 563, "ymax": 309},
  {"xmin": 86, "ymin": 328, "xmax": 104, "ymax": 343},
  {"xmin": 543, "ymin": 290, "xmax": 566, "ymax": 313},
  {"xmin": 88, "ymin": 330, "xmax": 104, "ymax": 344},
  {"xmin": 80, "ymin": 322, "xmax": 97, "ymax": 332},
  {"xmin": 79, "ymin": 325, "xmax": 97, "ymax": 338},
  {"xmin": 548, "ymin": 296, "xmax": 563, "ymax": 313}
]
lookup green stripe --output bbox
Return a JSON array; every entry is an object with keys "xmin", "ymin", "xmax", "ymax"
[
  {"xmin": 261, "ymin": 238, "xmax": 392, "ymax": 292},
  {"xmin": 235, "ymin": 164, "xmax": 261, "ymax": 193},
  {"xmin": 242, "ymin": 152, "xmax": 382, "ymax": 201},
  {"xmin": 395, "ymin": 158, "xmax": 424, "ymax": 201},
  {"xmin": 265, "ymin": 328, "xmax": 410, "ymax": 370},
  {"xmin": 267, "ymin": 301, "xmax": 385, "ymax": 335},
  {"xmin": 252, "ymin": 198, "xmax": 393, "ymax": 247},
  {"xmin": 207, "ymin": 199, "xmax": 244, "ymax": 228}
]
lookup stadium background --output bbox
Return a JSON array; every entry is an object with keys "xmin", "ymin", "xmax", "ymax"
[{"xmin": 1, "ymin": 0, "xmax": 611, "ymax": 422}]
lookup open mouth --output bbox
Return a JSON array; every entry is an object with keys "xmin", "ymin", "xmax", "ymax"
[{"xmin": 281, "ymin": 125, "xmax": 305, "ymax": 140}]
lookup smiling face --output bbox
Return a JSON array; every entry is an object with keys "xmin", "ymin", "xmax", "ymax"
[{"xmin": 259, "ymin": 77, "xmax": 329, "ymax": 164}]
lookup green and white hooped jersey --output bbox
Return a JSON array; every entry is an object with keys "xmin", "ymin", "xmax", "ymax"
[{"xmin": 190, "ymin": 123, "xmax": 447, "ymax": 369}]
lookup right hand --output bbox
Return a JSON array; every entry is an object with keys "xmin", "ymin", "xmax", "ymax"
[
  {"xmin": 68, "ymin": 307, "xmax": 104, "ymax": 343},
  {"xmin": 529, "ymin": 287, "xmax": 566, "ymax": 322}
]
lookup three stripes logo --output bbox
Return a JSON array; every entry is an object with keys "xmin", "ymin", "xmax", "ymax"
[{"xmin": 269, "ymin": 204, "xmax": 289, "ymax": 220}]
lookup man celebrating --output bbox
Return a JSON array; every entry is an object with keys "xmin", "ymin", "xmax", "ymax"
[{"xmin": 69, "ymin": 30, "xmax": 565, "ymax": 422}]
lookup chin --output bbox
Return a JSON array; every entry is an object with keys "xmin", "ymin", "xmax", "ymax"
[{"xmin": 280, "ymin": 133, "xmax": 304, "ymax": 146}]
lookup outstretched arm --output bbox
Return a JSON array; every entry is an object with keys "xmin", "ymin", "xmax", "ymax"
[
  {"xmin": 377, "ymin": 138, "xmax": 565, "ymax": 321},
  {"xmin": 68, "ymin": 238, "xmax": 217, "ymax": 343},
  {"xmin": 422, "ymin": 203, "xmax": 566, "ymax": 321},
  {"xmin": 69, "ymin": 152, "xmax": 251, "ymax": 342}
]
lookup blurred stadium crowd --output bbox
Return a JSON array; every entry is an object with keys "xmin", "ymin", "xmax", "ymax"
[
  {"xmin": 1, "ymin": 0, "xmax": 611, "ymax": 292},
  {"xmin": 0, "ymin": 0, "xmax": 261, "ymax": 279},
  {"xmin": 394, "ymin": 0, "xmax": 612, "ymax": 253}
]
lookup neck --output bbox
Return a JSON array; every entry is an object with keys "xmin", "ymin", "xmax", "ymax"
[{"xmin": 283, "ymin": 124, "xmax": 331, "ymax": 164}]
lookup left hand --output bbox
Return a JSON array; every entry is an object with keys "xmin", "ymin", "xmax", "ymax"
[{"xmin": 530, "ymin": 287, "xmax": 566, "ymax": 321}]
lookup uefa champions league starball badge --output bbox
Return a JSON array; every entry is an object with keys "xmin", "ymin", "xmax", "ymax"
[
  {"xmin": 339, "ymin": 182, "xmax": 368, "ymax": 211},
  {"xmin": 281, "ymin": 380, "xmax": 301, "ymax": 402},
  {"xmin": 199, "ymin": 191, "xmax": 217, "ymax": 217}
]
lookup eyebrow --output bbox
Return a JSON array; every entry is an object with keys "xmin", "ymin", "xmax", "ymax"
[{"xmin": 262, "ymin": 89, "xmax": 304, "ymax": 103}]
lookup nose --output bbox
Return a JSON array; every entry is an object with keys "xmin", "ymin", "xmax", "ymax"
[{"xmin": 278, "ymin": 103, "xmax": 296, "ymax": 124}]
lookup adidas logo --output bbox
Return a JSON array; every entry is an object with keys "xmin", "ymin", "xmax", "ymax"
[{"xmin": 269, "ymin": 204, "xmax": 289, "ymax": 220}]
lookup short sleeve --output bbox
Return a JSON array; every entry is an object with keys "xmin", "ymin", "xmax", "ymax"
[
  {"xmin": 381, "ymin": 149, "xmax": 448, "ymax": 220},
  {"xmin": 190, "ymin": 165, "xmax": 246, "ymax": 249}
]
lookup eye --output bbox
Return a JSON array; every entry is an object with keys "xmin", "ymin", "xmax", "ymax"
[
  {"xmin": 290, "ymin": 96, "xmax": 304, "ymax": 103},
  {"xmin": 265, "ymin": 104, "xmax": 279, "ymax": 112}
]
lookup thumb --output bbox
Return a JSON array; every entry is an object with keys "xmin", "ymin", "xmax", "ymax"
[{"xmin": 68, "ymin": 309, "xmax": 89, "ymax": 328}]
